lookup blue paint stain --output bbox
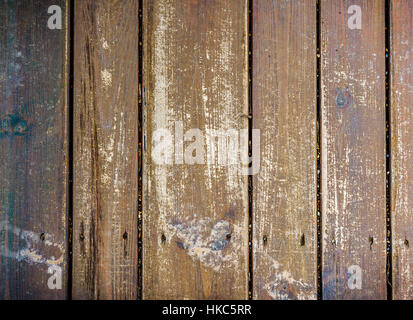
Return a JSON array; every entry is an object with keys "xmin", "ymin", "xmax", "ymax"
[
  {"xmin": 336, "ymin": 87, "xmax": 353, "ymax": 109},
  {"xmin": 211, "ymin": 239, "xmax": 228, "ymax": 251},
  {"xmin": 176, "ymin": 241, "xmax": 188, "ymax": 250},
  {"xmin": 209, "ymin": 220, "xmax": 231, "ymax": 251},
  {"xmin": 0, "ymin": 114, "xmax": 28, "ymax": 137},
  {"xmin": 174, "ymin": 219, "xmax": 231, "ymax": 252},
  {"xmin": 336, "ymin": 91, "xmax": 346, "ymax": 106},
  {"xmin": 14, "ymin": 120, "xmax": 27, "ymax": 136}
]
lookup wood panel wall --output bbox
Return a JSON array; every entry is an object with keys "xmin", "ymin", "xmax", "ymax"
[{"xmin": 2, "ymin": 0, "xmax": 413, "ymax": 301}]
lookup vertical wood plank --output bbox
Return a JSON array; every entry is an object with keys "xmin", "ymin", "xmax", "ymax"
[
  {"xmin": 391, "ymin": 0, "xmax": 413, "ymax": 300},
  {"xmin": 0, "ymin": 0, "xmax": 68, "ymax": 299},
  {"xmin": 73, "ymin": 0, "xmax": 138, "ymax": 299},
  {"xmin": 252, "ymin": 0, "xmax": 317, "ymax": 300},
  {"xmin": 321, "ymin": 0, "xmax": 386, "ymax": 299},
  {"xmin": 143, "ymin": 0, "xmax": 249, "ymax": 299}
]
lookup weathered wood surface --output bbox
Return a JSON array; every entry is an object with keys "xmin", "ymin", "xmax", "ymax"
[
  {"xmin": 73, "ymin": 0, "xmax": 139, "ymax": 299},
  {"xmin": 0, "ymin": 0, "xmax": 68, "ymax": 299},
  {"xmin": 252, "ymin": 0, "xmax": 317, "ymax": 300},
  {"xmin": 142, "ymin": 0, "xmax": 249, "ymax": 299},
  {"xmin": 321, "ymin": 0, "xmax": 386, "ymax": 299},
  {"xmin": 391, "ymin": 0, "xmax": 413, "ymax": 300}
]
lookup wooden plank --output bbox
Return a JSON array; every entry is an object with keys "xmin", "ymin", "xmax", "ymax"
[
  {"xmin": 391, "ymin": 0, "xmax": 413, "ymax": 300},
  {"xmin": 142, "ymin": 0, "xmax": 249, "ymax": 299},
  {"xmin": 73, "ymin": 0, "xmax": 138, "ymax": 299},
  {"xmin": 252, "ymin": 0, "xmax": 317, "ymax": 300},
  {"xmin": 0, "ymin": 0, "xmax": 68, "ymax": 299},
  {"xmin": 321, "ymin": 0, "xmax": 386, "ymax": 299}
]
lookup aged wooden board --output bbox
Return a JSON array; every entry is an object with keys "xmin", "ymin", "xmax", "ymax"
[
  {"xmin": 391, "ymin": 0, "xmax": 413, "ymax": 300},
  {"xmin": 252, "ymin": 0, "xmax": 317, "ymax": 300},
  {"xmin": 0, "ymin": 0, "xmax": 68, "ymax": 299},
  {"xmin": 321, "ymin": 0, "xmax": 386, "ymax": 299},
  {"xmin": 142, "ymin": 0, "xmax": 249, "ymax": 299},
  {"xmin": 73, "ymin": 0, "xmax": 138, "ymax": 299}
]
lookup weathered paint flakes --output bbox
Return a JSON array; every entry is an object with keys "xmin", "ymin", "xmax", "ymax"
[
  {"xmin": 101, "ymin": 68, "xmax": 112, "ymax": 87},
  {"xmin": 167, "ymin": 218, "xmax": 241, "ymax": 272},
  {"xmin": 0, "ymin": 221, "xmax": 65, "ymax": 268}
]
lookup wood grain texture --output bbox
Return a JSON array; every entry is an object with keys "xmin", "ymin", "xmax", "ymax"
[
  {"xmin": 0, "ymin": 0, "xmax": 68, "ymax": 299},
  {"xmin": 73, "ymin": 0, "xmax": 138, "ymax": 299},
  {"xmin": 142, "ymin": 0, "xmax": 249, "ymax": 299},
  {"xmin": 391, "ymin": 0, "xmax": 413, "ymax": 300},
  {"xmin": 321, "ymin": 0, "xmax": 386, "ymax": 299},
  {"xmin": 252, "ymin": 0, "xmax": 317, "ymax": 300}
]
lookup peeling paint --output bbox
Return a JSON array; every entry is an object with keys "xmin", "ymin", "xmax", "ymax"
[
  {"xmin": 167, "ymin": 218, "xmax": 242, "ymax": 272},
  {"xmin": 262, "ymin": 254, "xmax": 316, "ymax": 300},
  {"xmin": 0, "ymin": 221, "xmax": 64, "ymax": 268},
  {"xmin": 101, "ymin": 68, "xmax": 112, "ymax": 87}
]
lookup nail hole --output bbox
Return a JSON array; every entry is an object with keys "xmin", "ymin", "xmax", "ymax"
[
  {"xmin": 79, "ymin": 234, "xmax": 85, "ymax": 241},
  {"xmin": 226, "ymin": 233, "xmax": 231, "ymax": 240},
  {"xmin": 263, "ymin": 235, "xmax": 268, "ymax": 246},
  {"xmin": 161, "ymin": 233, "xmax": 166, "ymax": 244},
  {"xmin": 405, "ymin": 238, "xmax": 409, "ymax": 248},
  {"xmin": 40, "ymin": 233, "xmax": 45, "ymax": 241},
  {"xmin": 369, "ymin": 236, "xmax": 374, "ymax": 250},
  {"xmin": 300, "ymin": 234, "xmax": 305, "ymax": 246},
  {"xmin": 123, "ymin": 231, "xmax": 128, "ymax": 240},
  {"xmin": 331, "ymin": 238, "xmax": 336, "ymax": 247}
]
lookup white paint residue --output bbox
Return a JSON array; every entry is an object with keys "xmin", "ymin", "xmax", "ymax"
[
  {"xmin": 263, "ymin": 253, "xmax": 315, "ymax": 300},
  {"xmin": 0, "ymin": 221, "xmax": 65, "ymax": 268},
  {"xmin": 151, "ymin": 2, "xmax": 177, "ymax": 278},
  {"xmin": 102, "ymin": 40, "xmax": 110, "ymax": 50},
  {"xmin": 167, "ymin": 218, "xmax": 242, "ymax": 272},
  {"xmin": 101, "ymin": 69, "xmax": 112, "ymax": 87}
]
